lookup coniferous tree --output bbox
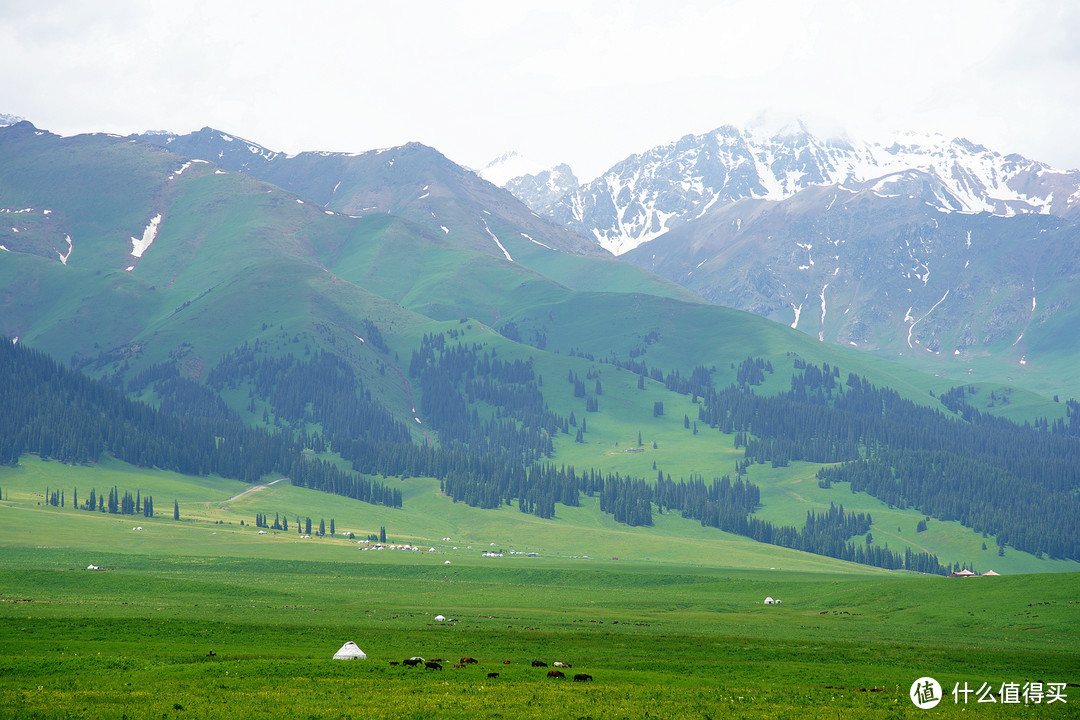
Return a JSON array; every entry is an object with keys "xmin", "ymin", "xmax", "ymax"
[{"xmin": 173, "ymin": 499, "xmax": 179, "ymax": 520}]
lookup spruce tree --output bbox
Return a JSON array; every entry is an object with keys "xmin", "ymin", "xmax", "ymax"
[{"xmin": 173, "ymin": 499, "xmax": 179, "ymax": 520}]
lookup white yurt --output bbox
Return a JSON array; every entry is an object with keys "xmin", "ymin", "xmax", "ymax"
[
  {"xmin": 434, "ymin": 614, "xmax": 447, "ymax": 622},
  {"xmin": 333, "ymin": 641, "xmax": 367, "ymax": 660},
  {"xmin": 764, "ymin": 596, "xmax": 775, "ymax": 605}
]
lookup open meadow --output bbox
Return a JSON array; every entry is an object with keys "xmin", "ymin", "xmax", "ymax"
[{"xmin": 2, "ymin": 459, "xmax": 1078, "ymax": 719}]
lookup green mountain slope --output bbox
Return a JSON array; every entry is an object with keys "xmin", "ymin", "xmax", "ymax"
[{"xmin": 3, "ymin": 120, "xmax": 1078, "ymax": 576}]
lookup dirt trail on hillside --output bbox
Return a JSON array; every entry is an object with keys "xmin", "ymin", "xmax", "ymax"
[{"xmin": 219, "ymin": 478, "xmax": 286, "ymax": 504}]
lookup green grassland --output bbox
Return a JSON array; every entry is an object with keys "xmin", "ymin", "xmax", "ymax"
[{"xmin": 2, "ymin": 461, "xmax": 1078, "ymax": 719}]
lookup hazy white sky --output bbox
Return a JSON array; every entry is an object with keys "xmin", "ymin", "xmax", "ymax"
[{"xmin": 2, "ymin": 0, "xmax": 1077, "ymax": 180}]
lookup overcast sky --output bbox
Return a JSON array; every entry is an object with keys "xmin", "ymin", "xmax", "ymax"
[{"xmin": 2, "ymin": 0, "xmax": 1078, "ymax": 181}]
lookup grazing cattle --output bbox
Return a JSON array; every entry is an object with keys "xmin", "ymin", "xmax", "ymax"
[
  {"xmin": 547, "ymin": 670, "xmax": 565, "ymax": 679},
  {"xmin": 531, "ymin": 660, "xmax": 548, "ymax": 667},
  {"xmin": 487, "ymin": 672, "xmax": 500, "ymax": 678},
  {"xmin": 573, "ymin": 674, "xmax": 593, "ymax": 682},
  {"xmin": 461, "ymin": 657, "xmax": 479, "ymax": 664},
  {"xmin": 553, "ymin": 661, "xmax": 571, "ymax": 668},
  {"xmin": 388, "ymin": 661, "xmax": 400, "ymax": 666},
  {"xmin": 403, "ymin": 658, "xmax": 423, "ymax": 667},
  {"xmin": 425, "ymin": 661, "xmax": 443, "ymax": 670},
  {"xmin": 454, "ymin": 663, "xmax": 464, "ymax": 669},
  {"xmin": 503, "ymin": 660, "xmax": 511, "ymax": 664}
]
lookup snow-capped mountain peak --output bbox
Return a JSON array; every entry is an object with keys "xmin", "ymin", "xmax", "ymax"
[{"xmin": 538, "ymin": 123, "xmax": 1080, "ymax": 255}]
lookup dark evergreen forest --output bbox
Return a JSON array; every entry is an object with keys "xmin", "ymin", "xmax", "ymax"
[{"xmin": 0, "ymin": 339, "xmax": 400, "ymax": 509}]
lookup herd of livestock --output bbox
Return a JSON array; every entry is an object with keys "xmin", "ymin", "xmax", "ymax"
[{"xmin": 395, "ymin": 656, "xmax": 592, "ymax": 681}]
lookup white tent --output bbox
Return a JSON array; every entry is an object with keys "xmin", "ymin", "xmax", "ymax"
[
  {"xmin": 764, "ymin": 596, "xmax": 775, "ymax": 604},
  {"xmin": 333, "ymin": 641, "xmax": 367, "ymax": 660},
  {"xmin": 434, "ymin": 614, "xmax": 446, "ymax": 621}
]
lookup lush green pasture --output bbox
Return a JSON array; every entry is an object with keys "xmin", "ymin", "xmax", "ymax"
[{"xmin": 1, "ymin": 545, "xmax": 1077, "ymax": 720}]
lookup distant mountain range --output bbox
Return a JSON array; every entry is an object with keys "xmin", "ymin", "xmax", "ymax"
[
  {"xmin": 491, "ymin": 121, "xmax": 1080, "ymax": 254},
  {"xmin": 484, "ymin": 122, "xmax": 1080, "ymax": 394},
  {"xmin": 5, "ymin": 114, "xmax": 1080, "ymax": 398}
]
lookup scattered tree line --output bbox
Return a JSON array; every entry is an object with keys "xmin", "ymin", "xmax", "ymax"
[
  {"xmin": 46, "ymin": 485, "xmax": 159, "ymax": 518},
  {"xmin": 255, "ymin": 513, "xmax": 339, "ymax": 536}
]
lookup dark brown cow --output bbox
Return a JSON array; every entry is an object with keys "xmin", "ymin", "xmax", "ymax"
[
  {"xmin": 573, "ymin": 673, "xmax": 593, "ymax": 682},
  {"xmin": 531, "ymin": 660, "xmax": 548, "ymax": 667},
  {"xmin": 424, "ymin": 661, "xmax": 442, "ymax": 670},
  {"xmin": 461, "ymin": 657, "xmax": 479, "ymax": 664},
  {"xmin": 402, "ymin": 658, "xmax": 423, "ymax": 667},
  {"xmin": 487, "ymin": 672, "xmax": 500, "ymax": 678},
  {"xmin": 547, "ymin": 670, "xmax": 565, "ymax": 679}
]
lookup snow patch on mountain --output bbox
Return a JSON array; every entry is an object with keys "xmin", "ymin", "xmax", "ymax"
[
  {"xmin": 57, "ymin": 235, "xmax": 72, "ymax": 265},
  {"xmin": 480, "ymin": 216, "xmax": 513, "ymax": 262},
  {"xmin": 131, "ymin": 214, "xmax": 162, "ymax": 258}
]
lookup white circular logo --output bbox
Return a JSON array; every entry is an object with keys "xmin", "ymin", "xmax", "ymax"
[{"xmin": 910, "ymin": 677, "xmax": 942, "ymax": 709}]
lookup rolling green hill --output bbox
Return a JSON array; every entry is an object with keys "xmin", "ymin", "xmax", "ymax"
[{"xmin": 3, "ymin": 120, "xmax": 1079, "ymax": 577}]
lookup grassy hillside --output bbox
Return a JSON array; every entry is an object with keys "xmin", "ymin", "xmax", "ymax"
[{"xmin": 4, "ymin": 453, "xmax": 1074, "ymax": 576}]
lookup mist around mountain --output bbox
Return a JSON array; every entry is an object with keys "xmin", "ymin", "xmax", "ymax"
[{"xmin": 479, "ymin": 151, "xmax": 580, "ymax": 212}]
